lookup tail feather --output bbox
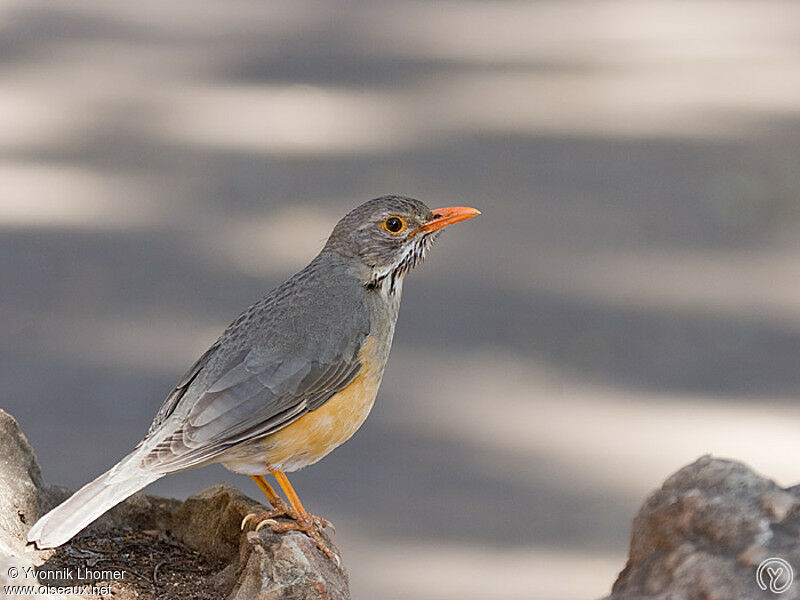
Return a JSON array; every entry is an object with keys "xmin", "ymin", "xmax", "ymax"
[{"xmin": 27, "ymin": 462, "xmax": 161, "ymax": 548}]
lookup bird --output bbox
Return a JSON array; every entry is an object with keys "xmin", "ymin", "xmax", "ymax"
[{"xmin": 27, "ymin": 195, "xmax": 480, "ymax": 560}]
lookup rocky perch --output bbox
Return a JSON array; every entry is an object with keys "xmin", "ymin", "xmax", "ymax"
[
  {"xmin": 0, "ymin": 409, "xmax": 348, "ymax": 600},
  {"xmin": 605, "ymin": 455, "xmax": 800, "ymax": 600},
  {"xmin": 4, "ymin": 407, "xmax": 800, "ymax": 600}
]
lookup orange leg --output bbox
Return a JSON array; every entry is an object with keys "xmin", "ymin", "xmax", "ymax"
[
  {"xmin": 250, "ymin": 475, "xmax": 285, "ymax": 508},
  {"xmin": 270, "ymin": 471, "xmax": 309, "ymax": 517},
  {"xmin": 241, "ymin": 472, "xmax": 337, "ymax": 564},
  {"xmin": 241, "ymin": 475, "xmax": 294, "ymax": 531},
  {"xmin": 270, "ymin": 470, "xmax": 334, "ymax": 532},
  {"xmin": 270, "ymin": 470, "xmax": 336, "ymax": 562}
]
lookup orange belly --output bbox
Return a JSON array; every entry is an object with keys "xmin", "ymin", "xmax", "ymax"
[{"xmin": 258, "ymin": 337, "xmax": 383, "ymax": 472}]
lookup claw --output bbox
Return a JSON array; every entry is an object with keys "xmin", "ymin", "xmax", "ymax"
[
  {"xmin": 255, "ymin": 518, "xmax": 278, "ymax": 532},
  {"xmin": 241, "ymin": 513, "xmax": 257, "ymax": 531}
]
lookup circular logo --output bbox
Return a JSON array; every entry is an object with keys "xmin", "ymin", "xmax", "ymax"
[{"xmin": 757, "ymin": 557, "xmax": 794, "ymax": 594}]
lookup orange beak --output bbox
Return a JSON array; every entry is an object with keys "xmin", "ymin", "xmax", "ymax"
[{"xmin": 413, "ymin": 206, "xmax": 481, "ymax": 235}]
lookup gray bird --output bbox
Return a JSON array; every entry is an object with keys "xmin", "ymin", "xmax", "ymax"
[{"xmin": 27, "ymin": 195, "xmax": 480, "ymax": 559}]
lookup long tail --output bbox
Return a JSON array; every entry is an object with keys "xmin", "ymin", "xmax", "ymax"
[{"xmin": 27, "ymin": 456, "xmax": 161, "ymax": 549}]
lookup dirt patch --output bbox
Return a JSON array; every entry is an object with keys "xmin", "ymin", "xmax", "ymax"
[{"xmin": 38, "ymin": 529, "xmax": 224, "ymax": 600}]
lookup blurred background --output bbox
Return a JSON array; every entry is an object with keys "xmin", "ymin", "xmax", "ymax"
[{"xmin": 3, "ymin": 1, "xmax": 800, "ymax": 598}]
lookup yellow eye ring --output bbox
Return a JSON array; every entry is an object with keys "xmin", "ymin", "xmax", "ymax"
[{"xmin": 382, "ymin": 216, "xmax": 406, "ymax": 234}]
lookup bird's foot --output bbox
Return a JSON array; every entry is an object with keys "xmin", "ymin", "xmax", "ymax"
[
  {"xmin": 240, "ymin": 495, "xmax": 294, "ymax": 529},
  {"xmin": 241, "ymin": 506, "xmax": 338, "ymax": 564}
]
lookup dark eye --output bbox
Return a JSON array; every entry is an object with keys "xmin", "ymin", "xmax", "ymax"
[{"xmin": 383, "ymin": 216, "xmax": 405, "ymax": 233}]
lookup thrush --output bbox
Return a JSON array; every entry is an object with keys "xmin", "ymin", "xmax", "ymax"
[{"xmin": 27, "ymin": 195, "xmax": 480, "ymax": 561}]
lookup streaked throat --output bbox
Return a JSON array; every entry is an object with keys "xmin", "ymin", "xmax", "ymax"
[{"xmin": 366, "ymin": 234, "xmax": 436, "ymax": 295}]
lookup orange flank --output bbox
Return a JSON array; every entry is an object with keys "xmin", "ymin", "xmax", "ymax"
[{"xmin": 261, "ymin": 337, "xmax": 383, "ymax": 470}]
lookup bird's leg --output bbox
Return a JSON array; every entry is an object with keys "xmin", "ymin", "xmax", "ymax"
[
  {"xmin": 265, "ymin": 470, "xmax": 337, "ymax": 562},
  {"xmin": 271, "ymin": 470, "xmax": 333, "ymax": 531},
  {"xmin": 251, "ymin": 475, "xmax": 290, "ymax": 511},
  {"xmin": 240, "ymin": 472, "xmax": 338, "ymax": 563},
  {"xmin": 240, "ymin": 475, "xmax": 293, "ymax": 530}
]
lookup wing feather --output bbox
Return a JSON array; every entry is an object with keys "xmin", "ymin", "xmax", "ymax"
[
  {"xmin": 138, "ymin": 254, "xmax": 373, "ymax": 472},
  {"xmin": 141, "ymin": 338, "xmax": 366, "ymax": 471}
]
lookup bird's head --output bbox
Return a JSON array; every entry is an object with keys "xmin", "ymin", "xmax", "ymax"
[{"xmin": 324, "ymin": 195, "xmax": 480, "ymax": 292}]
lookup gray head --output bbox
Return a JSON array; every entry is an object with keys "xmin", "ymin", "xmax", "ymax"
[{"xmin": 323, "ymin": 195, "xmax": 480, "ymax": 291}]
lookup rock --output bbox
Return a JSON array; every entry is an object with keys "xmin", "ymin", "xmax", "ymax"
[
  {"xmin": 171, "ymin": 484, "xmax": 349, "ymax": 600},
  {"xmin": 0, "ymin": 410, "xmax": 78, "ymax": 598},
  {"xmin": 606, "ymin": 455, "xmax": 800, "ymax": 600},
  {"xmin": 170, "ymin": 483, "xmax": 258, "ymax": 567},
  {"xmin": 0, "ymin": 409, "xmax": 349, "ymax": 600},
  {"xmin": 230, "ymin": 530, "xmax": 348, "ymax": 600},
  {"xmin": 0, "ymin": 410, "xmax": 62, "ymax": 543}
]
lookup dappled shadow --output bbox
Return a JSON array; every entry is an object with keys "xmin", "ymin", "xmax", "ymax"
[
  {"xmin": 289, "ymin": 411, "xmax": 636, "ymax": 552},
  {"xmin": 399, "ymin": 279, "xmax": 800, "ymax": 398}
]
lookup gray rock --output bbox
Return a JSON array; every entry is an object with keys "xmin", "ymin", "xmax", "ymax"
[
  {"xmin": 0, "ymin": 410, "xmax": 60, "ymax": 543},
  {"xmin": 230, "ymin": 529, "xmax": 348, "ymax": 600},
  {"xmin": 606, "ymin": 455, "xmax": 800, "ymax": 600},
  {"xmin": 0, "ymin": 408, "xmax": 349, "ymax": 600},
  {"xmin": 0, "ymin": 410, "xmax": 77, "ymax": 598},
  {"xmin": 171, "ymin": 484, "xmax": 349, "ymax": 600}
]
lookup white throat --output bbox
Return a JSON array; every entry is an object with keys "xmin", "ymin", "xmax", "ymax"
[{"xmin": 366, "ymin": 235, "xmax": 435, "ymax": 296}]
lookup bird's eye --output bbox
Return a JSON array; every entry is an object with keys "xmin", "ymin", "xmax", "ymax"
[{"xmin": 382, "ymin": 216, "xmax": 405, "ymax": 234}]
